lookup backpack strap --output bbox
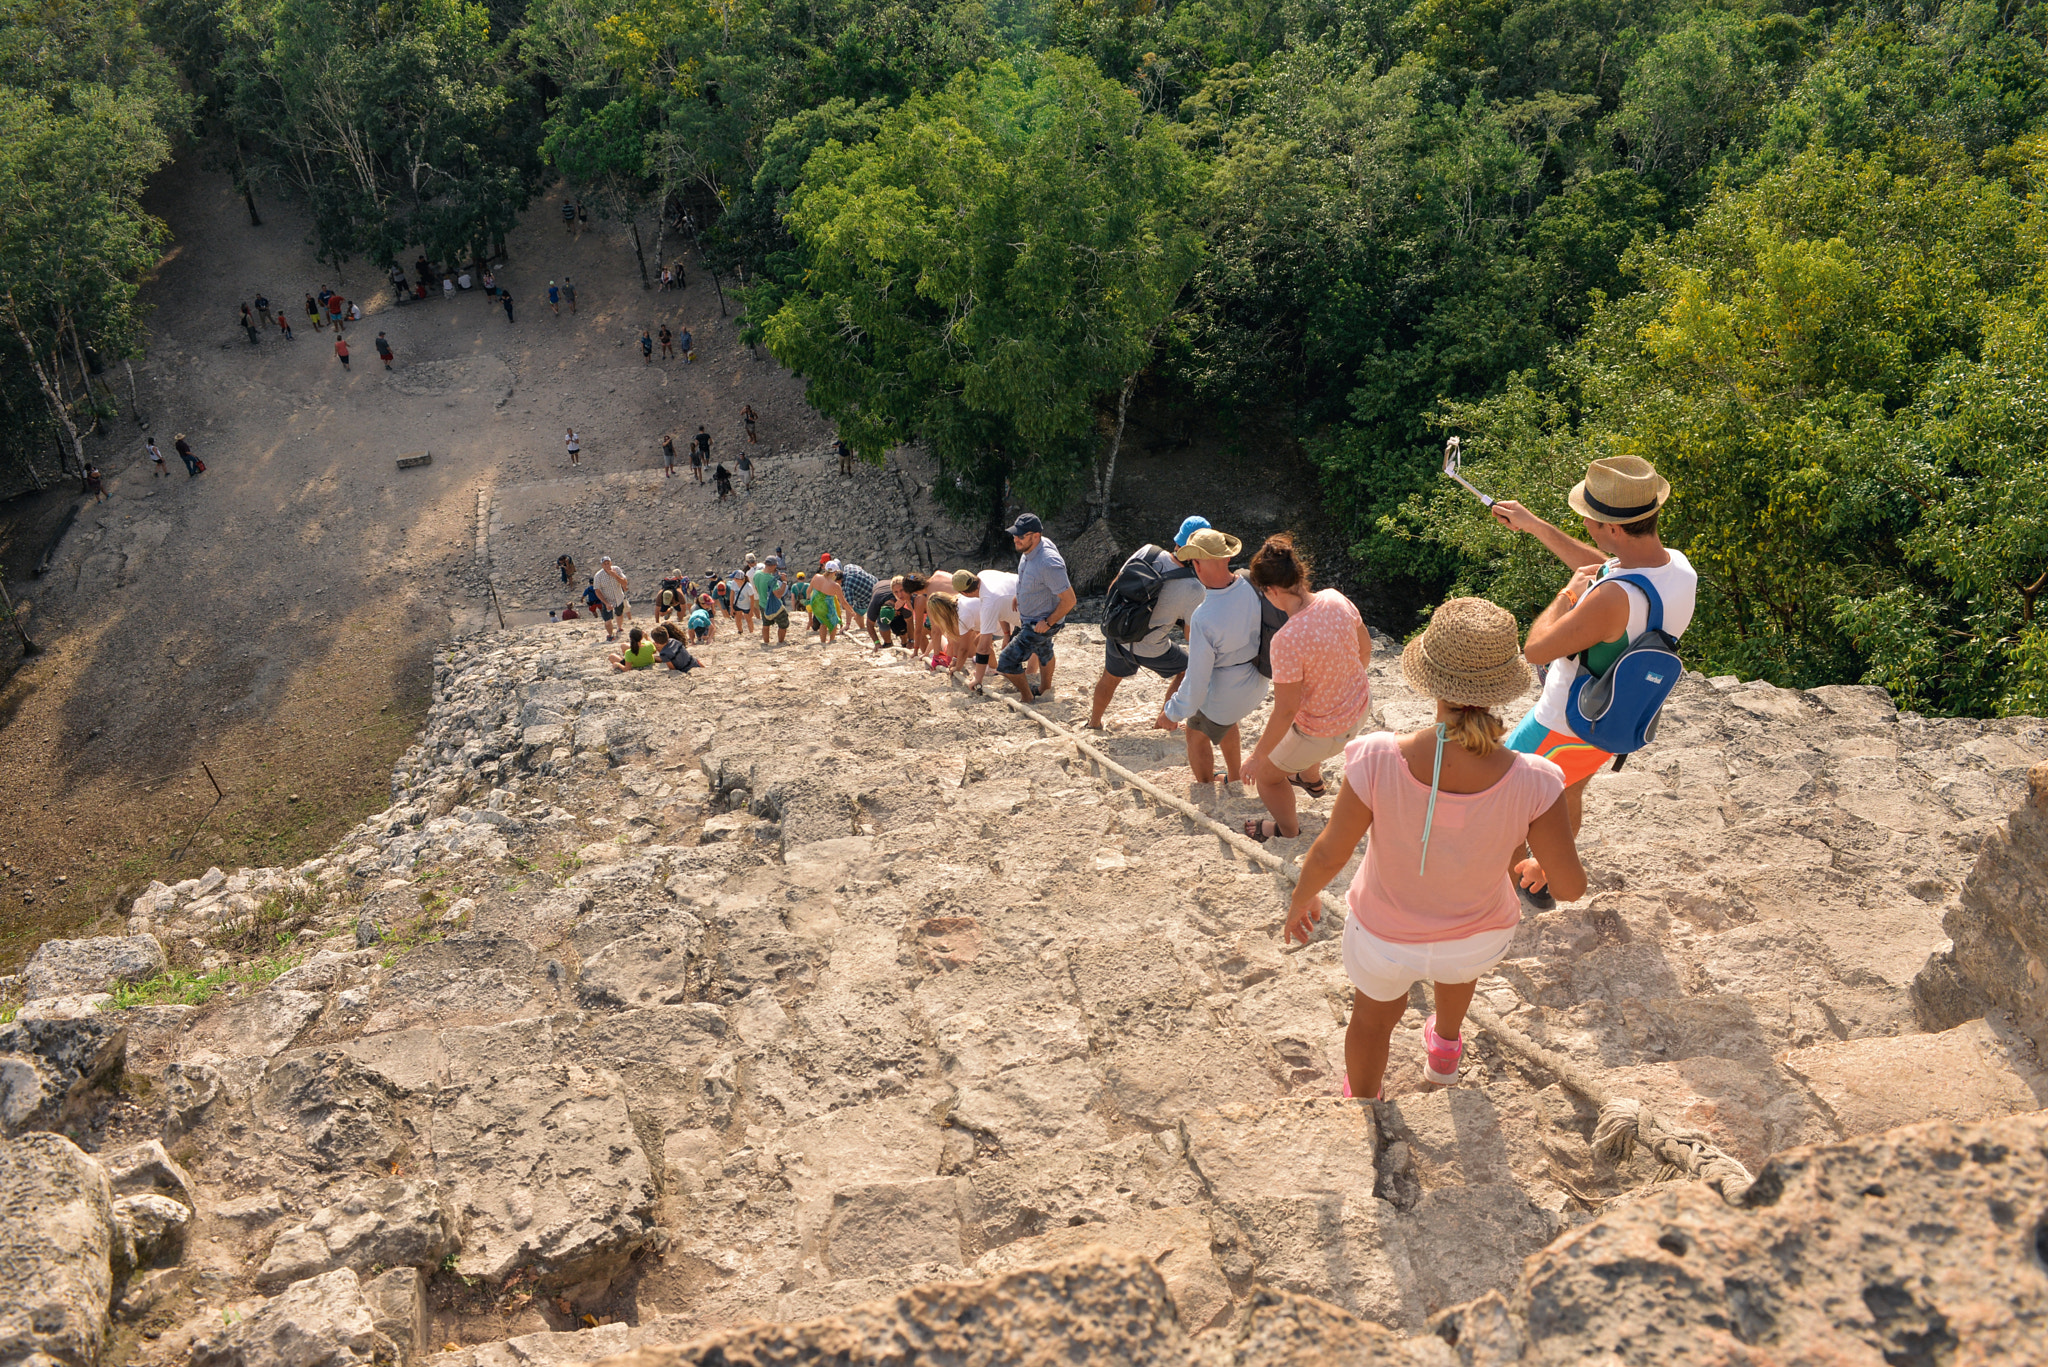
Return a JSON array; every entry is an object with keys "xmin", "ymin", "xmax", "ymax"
[{"xmin": 1602, "ymin": 572, "xmax": 1666, "ymax": 637}]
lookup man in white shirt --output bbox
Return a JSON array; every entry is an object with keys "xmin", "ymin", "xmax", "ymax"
[
  {"xmin": 951, "ymin": 568, "xmax": 1023, "ymax": 691},
  {"xmin": 1489, "ymin": 455, "xmax": 1697, "ymax": 907},
  {"xmin": 594, "ymin": 557, "xmax": 630, "ymax": 637},
  {"xmin": 1158, "ymin": 529, "xmax": 1268, "ymax": 784}
]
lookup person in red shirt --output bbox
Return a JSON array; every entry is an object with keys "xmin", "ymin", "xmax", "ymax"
[{"xmin": 335, "ymin": 335, "xmax": 350, "ymax": 369}]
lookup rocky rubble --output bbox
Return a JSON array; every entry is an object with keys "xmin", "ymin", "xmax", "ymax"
[
  {"xmin": 1, "ymin": 616, "xmax": 2045, "ymax": 1363},
  {"xmin": 590, "ymin": 1111, "xmax": 2048, "ymax": 1366}
]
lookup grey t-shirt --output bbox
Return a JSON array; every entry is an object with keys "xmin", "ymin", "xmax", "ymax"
[
  {"xmin": 1121, "ymin": 546, "xmax": 1205, "ymax": 658},
  {"xmin": 1015, "ymin": 537, "xmax": 1072, "ymax": 625}
]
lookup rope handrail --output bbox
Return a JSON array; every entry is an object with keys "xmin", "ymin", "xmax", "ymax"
[{"xmin": 978, "ymin": 681, "xmax": 1755, "ymax": 1205}]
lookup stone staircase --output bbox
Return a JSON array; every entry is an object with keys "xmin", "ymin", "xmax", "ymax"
[{"xmin": 8, "ymin": 616, "xmax": 2047, "ymax": 1364}]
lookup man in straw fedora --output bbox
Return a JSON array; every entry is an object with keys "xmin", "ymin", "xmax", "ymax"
[{"xmin": 1487, "ymin": 455, "xmax": 1696, "ymax": 907}]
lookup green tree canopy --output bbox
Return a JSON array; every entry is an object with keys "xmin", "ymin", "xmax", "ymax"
[{"xmin": 761, "ymin": 51, "xmax": 1201, "ymax": 515}]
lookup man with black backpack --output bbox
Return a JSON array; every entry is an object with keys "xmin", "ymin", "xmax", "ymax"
[
  {"xmin": 1489, "ymin": 455, "xmax": 1697, "ymax": 907},
  {"xmin": 1088, "ymin": 538, "xmax": 1207, "ymax": 729},
  {"xmin": 1158, "ymin": 528, "xmax": 1272, "ymax": 785}
]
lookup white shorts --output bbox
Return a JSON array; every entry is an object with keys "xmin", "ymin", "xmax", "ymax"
[{"xmin": 1341, "ymin": 917, "xmax": 1517, "ymax": 1003}]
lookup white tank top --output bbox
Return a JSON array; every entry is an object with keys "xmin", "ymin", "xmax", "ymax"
[{"xmin": 1532, "ymin": 549, "xmax": 1697, "ymax": 737}]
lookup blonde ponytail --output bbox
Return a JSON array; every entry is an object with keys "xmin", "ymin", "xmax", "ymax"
[{"xmin": 1446, "ymin": 704, "xmax": 1504, "ymax": 757}]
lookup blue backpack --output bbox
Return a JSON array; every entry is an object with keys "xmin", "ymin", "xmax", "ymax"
[{"xmin": 1563, "ymin": 573, "xmax": 1683, "ymax": 755}]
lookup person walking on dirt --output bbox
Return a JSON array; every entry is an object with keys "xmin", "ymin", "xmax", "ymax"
[
  {"xmin": 641, "ymin": 329, "xmax": 653, "ymax": 364},
  {"xmin": 501, "ymin": 292, "xmax": 515, "ymax": 324},
  {"xmin": 595, "ymin": 557, "xmax": 630, "ymax": 627},
  {"xmin": 1486, "ymin": 456, "xmax": 1694, "ymax": 907},
  {"xmin": 562, "ymin": 198, "xmax": 576, "ymax": 235},
  {"xmin": 659, "ymin": 325, "xmax": 674, "ymax": 360},
  {"xmin": 997, "ymin": 513, "xmax": 1076, "ymax": 706},
  {"xmin": 581, "ymin": 577, "xmax": 618, "ymax": 640},
  {"xmin": 548, "ymin": 281, "xmax": 560, "ymax": 315},
  {"xmin": 335, "ymin": 334, "xmax": 350, "ymax": 369},
  {"xmin": 84, "ymin": 463, "xmax": 105, "ymax": 502},
  {"xmin": 240, "ymin": 305, "xmax": 261, "ymax": 345},
  {"xmin": 374, "ymin": 332, "xmax": 394, "ymax": 370},
  {"xmin": 714, "ymin": 463, "xmax": 732, "ymax": 501},
  {"xmin": 738, "ymin": 450, "xmax": 753, "ymax": 489},
  {"xmin": 678, "ymin": 326, "xmax": 694, "ymax": 362},
  {"xmin": 1087, "ymin": 538, "xmax": 1205, "ymax": 731},
  {"xmin": 254, "ymin": 295, "xmax": 272, "ymax": 326},
  {"xmin": 147, "ymin": 436, "xmax": 167, "ymax": 478},
  {"xmin": 558, "ymin": 554, "xmax": 576, "ymax": 584},
  {"xmin": 689, "ymin": 438, "xmax": 705, "ymax": 483},
  {"xmin": 577, "ymin": 200, "xmax": 589, "ymax": 234},
  {"xmin": 563, "ymin": 277, "xmax": 576, "ymax": 313},
  {"xmin": 307, "ymin": 293, "xmax": 324, "ymax": 330},
  {"xmin": 565, "ymin": 428, "xmax": 581, "ymax": 467},
  {"xmin": 1241, "ymin": 534, "xmax": 1373, "ymax": 843},
  {"xmin": 836, "ymin": 439, "xmax": 854, "ymax": 476},
  {"xmin": 1158, "ymin": 528, "xmax": 1265, "ymax": 783},
  {"xmin": 173, "ymin": 434, "xmax": 200, "ymax": 477},
  {"xmin": 662, "ymin": 432, "xmax": 678, "ymax": 477},
  {"xmin": 742, "ymin": 404, "xmax": 758, "ymax": 443},
  {"xmin": 694, "ymin": 426, "xmax": 711, "ymax": 468},
  {"xmin": 753, "ymin": 556, "xmax": 792, "ymax": 645},
  {"xmin": 1284, "ymin": 596, "xmax": 1584, "ymax": 1100},
  {"xmin": 481, "ymin": 268, "xmax": 496, "ymax": 300},
  {"xmin": 276, "ymin": 309, "xmax": 293, "ymax": 341}
]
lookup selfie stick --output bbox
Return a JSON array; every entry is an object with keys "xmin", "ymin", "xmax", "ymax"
[{"xmin": 1442, "ymin": 436, "xmax": 1495, "ymax": 508}]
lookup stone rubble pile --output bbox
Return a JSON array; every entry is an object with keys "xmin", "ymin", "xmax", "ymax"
[{"xmin": 2, "ymin": 616, "xmax": 2045, "ymax": 1365}]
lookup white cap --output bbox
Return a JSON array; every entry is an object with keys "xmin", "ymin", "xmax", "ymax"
[{"xmin": 824, "ymin": 559, "xmax": 841, "ymax": 574}]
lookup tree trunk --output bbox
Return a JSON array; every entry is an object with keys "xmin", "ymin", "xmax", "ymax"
[
  {"xmin": 15, "ymin": 331, "xmax": 87, "ymax": 476},
  {"xmin": 1095, "ymin": 369, "xmax": 1138, "ymax": 517},
  {"xmin": 124, "ymin": 359, "xmax": 141, "ymax": 426},
  {"xmin": 0, "ymin": 579, "xmax": 39, "ymax": 656},
  {"xmin": 630, "ymin": 219, "xmax": 651, "ymax": 289},
  {"xmin": 67, "ymin": 322, "xmax": 100, "ymax": 435}
]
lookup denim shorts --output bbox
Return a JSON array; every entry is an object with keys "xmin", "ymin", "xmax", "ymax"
[{"xmin": 997, "ymin": 624, "xmax": 1060, "ymax": 674}]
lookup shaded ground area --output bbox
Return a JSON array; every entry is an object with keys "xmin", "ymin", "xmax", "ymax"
[{"xmin": 0, "ymin": 163, "xmax": 831, "ymax": 969}]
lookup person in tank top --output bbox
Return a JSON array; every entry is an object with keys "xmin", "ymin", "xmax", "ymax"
[{"xmin": 1486, "ymin": 456, "xmax": 1696, "ymax": 907}]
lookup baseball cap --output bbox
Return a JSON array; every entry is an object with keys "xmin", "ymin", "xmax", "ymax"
[
  {"xmin": 824, "ymin": 559, "xmax": 842, "ymax": 574},
  {"xmin": 1006, "ymin": 513, "xmax": 1043, "ymax": 537},
  {"xmin": 1174, "ymin": 515, "xmax": 1211, "ymax": 548},
  {"xmin": 765, "ymin": 555, "xmax": 781, "ymax": 566},
  {"xmin": 951, "ymin": 570, "xmax": 978, "ymax": 593}
]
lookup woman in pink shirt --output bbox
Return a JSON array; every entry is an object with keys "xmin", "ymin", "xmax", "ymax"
[
  {"xmin": 1286, "ymin": 597, "xmax": 1585, "ymax": 1098},
  {"xmin": 1243, "ymin": 535, "xmax": 1374, "ymax": 843}
]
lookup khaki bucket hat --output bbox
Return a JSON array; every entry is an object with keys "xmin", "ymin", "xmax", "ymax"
[
  {"xmin": 1400, "ymin": 598, "xmax": 1535, "ymax": 708},
  {"xmin": 1174, "ymin": 528, "xmax": 1243, "ymax": 562},
  {"xmin": 1568, "ymin": 456, "xmax": 1670, "ymax": 525}
]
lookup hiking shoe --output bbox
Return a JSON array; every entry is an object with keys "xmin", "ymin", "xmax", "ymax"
[
  {"xmin": 1517, "ymin": 884, "xmax": 1557, "ymax": 913},
  {"xmin": 1422, "ymin": 1014, "xmax": 1465, "ymax": 1086}
]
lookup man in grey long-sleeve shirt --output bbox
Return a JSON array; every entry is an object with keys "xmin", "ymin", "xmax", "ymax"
[{"xmin": 1158, "ymin": 528, "xmax": 1269, "ymax": 783}]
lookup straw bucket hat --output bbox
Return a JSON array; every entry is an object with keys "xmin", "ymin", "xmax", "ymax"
[
  {"xmin": 1567, "ymin": 456, "xmax": 1670, "ymax": 525},
  {"xmin": 1174, "ymin": 528, "xmax": 1243, "ymax": 562},
  {"xmin": 1401, "ymin": 598, "xmax": 1534, "ymax": 708}
]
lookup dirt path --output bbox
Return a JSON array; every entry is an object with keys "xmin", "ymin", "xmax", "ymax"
[{"xmin": 0, "ymin": 163, "xmax": 880, "ymax": 970}]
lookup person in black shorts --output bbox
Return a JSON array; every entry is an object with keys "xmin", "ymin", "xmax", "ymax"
[{"xmin": 581, "ymin": 578, "xmax": 616, "ymax": 635}]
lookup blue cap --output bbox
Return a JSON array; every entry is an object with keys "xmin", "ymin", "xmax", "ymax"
[
  {"xmin": 1174, "ymin": 516, "xmax": 1211, "ymax": 547},
  {"xmin": 1006, "ymin": 513, "xmax": 1043, "ymax": 537}
]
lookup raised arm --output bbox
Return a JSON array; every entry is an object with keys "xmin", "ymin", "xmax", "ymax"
[{"xmin": 1490, "ymin": 501, "xmax": 1605, "ymax": 570}]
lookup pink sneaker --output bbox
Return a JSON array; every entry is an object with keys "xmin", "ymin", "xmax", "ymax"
[{"xmin": 1422, "ymin": 1014, "xmax": 1465, "ymax": 1085}]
